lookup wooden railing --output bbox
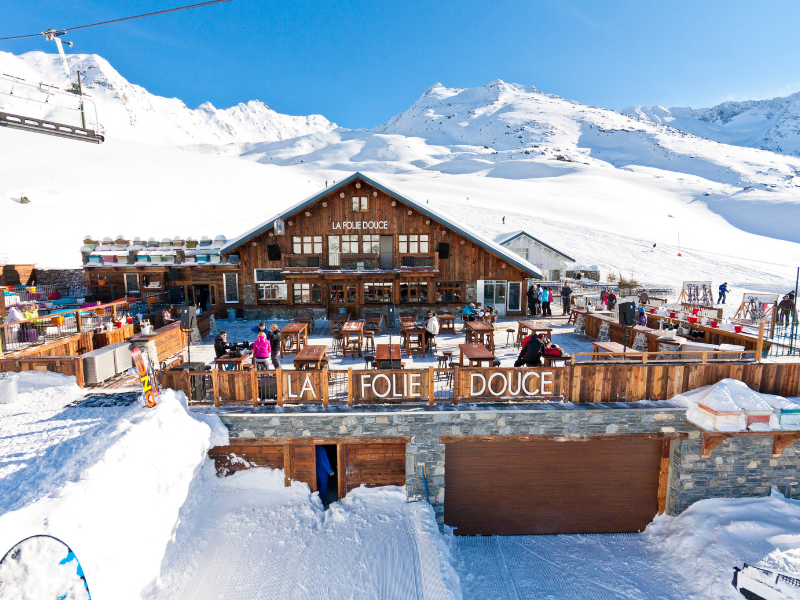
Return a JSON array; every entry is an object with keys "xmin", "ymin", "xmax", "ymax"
[{"xmin": 157, "ymin": 360, "xmax": 800, "ymax": 407}]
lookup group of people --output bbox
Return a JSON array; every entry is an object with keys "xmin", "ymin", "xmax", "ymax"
[
  {"xmin": 214, "ymin": 322, "xmax": 282, "ymax": 370},
  {"xmin": 461, "ymin": 303, "xmax": 496, "ymax": 322},
  {"xmin": 514, "ymin": 332, "xmax": 563, "ymax": 367},
  {"xmin": 779, "ymin": 292, "xmax": 798, "ymax": 327},
  {"xmin": 526, "ymin": 283, "xmax": 575, "ymax": 317}
]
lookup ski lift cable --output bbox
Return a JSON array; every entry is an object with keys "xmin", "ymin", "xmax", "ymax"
[{"xmin": 0, "ymin": 0, "xmax": 232, "ymax": 41}]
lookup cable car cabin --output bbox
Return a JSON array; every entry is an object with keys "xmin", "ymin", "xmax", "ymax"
[{"xmin": 80, "ymin": 174, "xmax": 543, "ymax": 319}]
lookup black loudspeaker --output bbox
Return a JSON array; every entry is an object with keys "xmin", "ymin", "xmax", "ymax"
[
  {"xmin": 267, "ymin": 244, "xmax": 281, "ymax": 261},
  {"xmin": 618, "ymin": 301, "xmax": 636, "ymax": 326},
  {"xmin": 180, "ymin": 306, "xmax": 197, "ymax": 330},
  {"xmin": 168, "ymin": 268, "xmax": 178, "ymax": 281},
  {"xmin": 437, "ymin": 243, "xmax": 450, "ymax": 259}
]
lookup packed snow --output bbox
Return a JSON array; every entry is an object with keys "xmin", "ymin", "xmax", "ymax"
[{"xmin": 0, "ymin": 535, "xmax": 89, "ymax": 600}]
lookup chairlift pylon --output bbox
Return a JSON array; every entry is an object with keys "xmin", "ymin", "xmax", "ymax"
[{"xmin": 0, "ymin": 32, "xmax": 104, "ymax": 143}]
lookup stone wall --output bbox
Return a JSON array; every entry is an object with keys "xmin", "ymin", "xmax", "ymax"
[
  {"xmin": 216, "ymin": 404, "xmax": 800, "ymax": 525},
  {"xmin": 36, "ymin": 269, "xmax": 86, "ymax": 293}
]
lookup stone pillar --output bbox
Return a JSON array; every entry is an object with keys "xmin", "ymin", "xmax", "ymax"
[
  {"xmin": 574, "ymin": 314, "xmax": 585, "ymax": 335},
  {"xmin": 633, "ymin": 332, "xmax": 649, "ymax": 352},
  {"xmin": 598, "ymin": 322, "xmax": 610, "ymax": 342},
  {"xmin": 209, "ymin": 315, "xmax": 218, "ymax": 336}
]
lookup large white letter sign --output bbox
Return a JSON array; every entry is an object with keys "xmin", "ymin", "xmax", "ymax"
[
  {"xmin": 470, "ymin": 372, "xmax": 487, "ymax": 396},
  {"xmin": 372, "ymin": 374, "xmax": 392, "ymax": 398},
  {"xmin": 540, "ymin": 371, "xmax": 554, "ymax": 395},
  {"xmin": 300, "ymin": 375, "xmax": 317, "ymax": 399},
  {"xmin": 409, "ymin": 372, "xmax": 422, "ymax": 397},
  {"xmin": 361, "ymin": 374, "xmax": 372, "ymax": 398},
  {"xmin": 488, "ymin": 372, "xmax": 508, "ymax": 396},
  {"xmin": 522, "ymin": 371, "xmax": 540, "ymax": 395}
]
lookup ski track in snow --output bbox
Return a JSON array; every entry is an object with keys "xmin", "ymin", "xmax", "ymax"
[
  {"xmin": 452, "ymin": 534, "xmax": 698, "ymax": 600},
  {"xmin": 149, "ymin": 470, "xmax": 459, "ymax": 600}
]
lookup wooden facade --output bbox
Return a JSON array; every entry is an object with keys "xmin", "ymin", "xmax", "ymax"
[{"xmin": 227, "ymin": 172, "xmax": 539, "ymax": 318}]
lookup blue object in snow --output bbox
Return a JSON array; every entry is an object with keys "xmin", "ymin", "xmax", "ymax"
[{"xmin": 316, "ymin": 446, "xmax": 334, "ymax": 504}]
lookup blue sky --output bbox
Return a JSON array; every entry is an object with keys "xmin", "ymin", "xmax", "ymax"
[{"xmin": 3, "ymin": 0, "xmax": 800, "ymax": 128}]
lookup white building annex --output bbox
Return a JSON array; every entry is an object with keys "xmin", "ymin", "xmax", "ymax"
[{"xmin": 494, "ymin": 230, "xmax": 575, "ymax": 281}]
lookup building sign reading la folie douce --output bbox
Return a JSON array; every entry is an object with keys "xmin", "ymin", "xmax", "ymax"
[{"xmin": 332, "ymin": 220, "xmax": 389, "ymax": 231}]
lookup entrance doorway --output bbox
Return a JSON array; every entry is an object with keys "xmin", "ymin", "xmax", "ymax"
[
  {"xmin": 483, "ymin": 280, "xmax": 507, "ymax": 317},
  {"xmin": 380, "ymin": 235, "xmax": 393, "ymax": 270},
  {"xmin": 317, "ymin": 444, "xmax": 338, "ymax": 505},
  {"xmin": 327, "ymin": 282, "xmax": 358, "ymax": 319},
  {"xmin": 193, "ymin": 285, "xmax": 212, "ymax": 312}
]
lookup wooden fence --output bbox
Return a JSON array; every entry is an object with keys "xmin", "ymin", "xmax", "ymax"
[
  {"xmin": 0, "ymin": 356, "xmax": 85, "ymax": 388},
  {"xmin": 158, "ymin": 361, "xmax": 800, "ymax": 406}
]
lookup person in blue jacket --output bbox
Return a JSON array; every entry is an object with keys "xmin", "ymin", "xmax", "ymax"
[
  {"xmin": 316, "ymin": 446, "xmax": 335, "ymax": 505},
  {"xmin": 718, "ymin": 282, "xmax": 729, "ymax": 304},
  {"xmin": 461, "ymin": 303, "xmax": 477, "ymax": 322}
]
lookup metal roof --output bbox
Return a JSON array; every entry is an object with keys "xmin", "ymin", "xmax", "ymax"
[
  {"xmin": 493, "ymin": 230, "xmax": 575, "ymax": 263},
  {"xmin": 221, "ymin": 172, "xmax": 543, "ymax": 279}
]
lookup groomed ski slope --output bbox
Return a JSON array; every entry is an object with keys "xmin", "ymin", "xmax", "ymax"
[{"xmin": 147, "ymin": 468, "xmax": 460, "ymax": 600}]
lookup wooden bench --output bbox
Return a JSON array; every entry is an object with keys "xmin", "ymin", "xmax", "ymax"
[{"xmin": 591, "ymin": 341, "xmax": 643, "ymax": 361}]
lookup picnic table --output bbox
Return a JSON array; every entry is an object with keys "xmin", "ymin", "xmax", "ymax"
[
  {"xmin": 465, "ymin": 320, "xmax": 495, "ymax": 353},
  {"xmin": 341, "ymin": 321, "xmax": 364, "ymax": 357},
  {"xmin": 280, "ymin": 322, "xmax": 308, "ymax": 358},
  {"xmin": 375, "ymin": 343, "xmax": 402, "ymax": 369},
  {"xmin": 516, "ymin": 320, "xmax": 552, "ymax": 346},
  {"xmin": 438, "ymin": 313, "xmax": 456, "ymax": 334},
  {"xmin": 293, "ymin": 344, "xmax": 329, "ymax": 370},
  {"xmin": 543, "ymin": 353, "xmax": 572, "ymax": 367},
  {"xmin": 402, "ymin": 323, "xmax": 427, "ymax": 356},
  {"xmin": 459, "ymin": 343, "xmax": 496, "ymax": 367},
  {"xmin": 215, "ymin": 351, "xmax": 252, "ymax": 370},
  {"xmin": 294, "ymin": 312, "xmax": 315, "ymax": 333},
  {"xmin": 591, "ymin": 341, "xmax": 643, "ymax": 361}
]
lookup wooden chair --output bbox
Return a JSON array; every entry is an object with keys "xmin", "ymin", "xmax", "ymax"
[
  {"xmin": 363, "ymin": 354, "xmax": 375, "ymax": 369},
  {"xmin": 364, "ymin": 330, "xmax": 376, "ymax": 353}
]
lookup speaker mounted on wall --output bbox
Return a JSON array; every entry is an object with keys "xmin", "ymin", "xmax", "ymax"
[
  {"xmin": 437, "ymin": 243, "xmax": 450, "ymax": 259},
  {"xmin": 267, "ymin": 244, "xmax": 281, "ymax": 261}
]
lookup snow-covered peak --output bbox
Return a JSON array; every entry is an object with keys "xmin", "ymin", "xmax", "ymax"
[
  {"xmin": 624, "ymin": 92, "xmax": 800, "ymax": 156},
  {"xmin": 0, "ymin": 51, "xmax": 337, "ymax": 146}
]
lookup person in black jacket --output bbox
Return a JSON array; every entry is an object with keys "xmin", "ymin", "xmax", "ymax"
[
  {"xmin": 527, "ymin": 285, "xmax": 538, "ymax": 316},
  {"xmin": 267, "ymin": 323, "xmax": 281, "ymax": 369},
  {"xmin": 214, "ymin": 332, "xmax": 230, "ymax": 358},
  {"xmin": 514, "ymin": 335, "xmax": 544, "ymax": 367}
]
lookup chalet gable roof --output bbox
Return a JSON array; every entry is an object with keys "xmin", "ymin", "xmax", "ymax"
[
  {"xmin": 222, "ymin": 172, "xmax": 543, "ymax": 279},
  {"xmin": 493, "ymin": 230, "xmax": 575, "ymax": 263}
]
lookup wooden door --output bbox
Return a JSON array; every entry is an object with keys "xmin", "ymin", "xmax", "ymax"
[
  {"xmin": 339, "ymin": 443, "xmax": 406, "ymax": 497},
  {"xmin": 444, "ymin": 436, "xmax": 663, "ymax": 535},
  {"xmin": 283, "ymin": 444, "xmax": 316, "ymax": 491}
]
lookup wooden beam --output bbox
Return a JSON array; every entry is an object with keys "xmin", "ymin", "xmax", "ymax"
[
  {"xmin": 283, "ymin": 444, "xmax": 292, "ymax": 487},
  {"xmin": 347, "ymin": 367, "xmax": 354, "ymax": 407},
  {"xmin": 657, "ymin": 439, "xmax": 671, "ymax": 515},
  {"xmin": 322, "ymin": 368, "xmax": 329, "ymax": 409},
  {"xmin": 212, "ymin": 369, "xmax": 220, "ymax": 407},
  {"xmin": 428, "ymin": 366, "xmax": 435, "ymax": 406},
  {"xmin": 213, "ymin": 436, "xmax": 412, "ymax": 447},
  {"xmin": 439, "ymin": 432, "xmax": 688, "ymax": 444},
  {"xmin": 337, "ymin": 443, "xmax": 346, "ymax": 500},
  {"xmin": 251, "ymin": 368, "xmax": 258, "ymax": 408},
  {"xmin": 701, "ymin": 432, "xmax": 729, "ymax": 458},
  {"xmin": 756, "ymin": 321, "xmax": 765, "ymax": 362},
  {"xmin": 276, "ymin": 368, "xmax": 283, "ymax": 407},
  {"xmin": 773, "ymin": 433, "xmax": 800, "ymax": 457}
]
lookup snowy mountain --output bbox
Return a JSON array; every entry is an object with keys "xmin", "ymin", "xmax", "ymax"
[
  {"xmin": 0, "ymin": 51, "xmax": 336, "ymax": 146},
  {"xmin": 624, "ymin": 93, "xmax": 800, "ymax": 157},
  {"xmin": 2, "ymin": 51, "xmax": 800, "ymax": 296}
]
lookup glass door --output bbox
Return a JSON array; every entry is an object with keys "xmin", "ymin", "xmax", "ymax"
[
  {"xmin": 483, "ymin": 280, "xmax": 507, "ymax": 317},
  {"xmin": 507, "ymin": 282, "xmax": 522, "ymax": 312},
  {"xmin": 328, "ymin": 236, "xmax": 340, "ymax": 268}
]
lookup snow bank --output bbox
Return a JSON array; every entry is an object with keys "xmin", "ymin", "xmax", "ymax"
[
  {"xmin": 0, "ymin": 379, "xmax": 226, "ymax": 600},
  {"xmin": 673, "ymin": 379, "xmax": 786, "ymax": 431},
  {"xmin": 647, "ymin": 490, "xmax": 800, "ymax": 599},
  {"xmin": 0, "ymin": 535, "xmax": 89, "ymax": 600}
]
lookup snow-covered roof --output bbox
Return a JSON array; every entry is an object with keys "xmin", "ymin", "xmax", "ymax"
[
  {"xmin": 493, "ymin": 230, "xmax": 575, "ymax": 262},
  {"xmin": 221, "ymin": 172, "xmax": 543, "ymax": 279}
]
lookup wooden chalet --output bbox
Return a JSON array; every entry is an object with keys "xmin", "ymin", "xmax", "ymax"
[{"xmin": 83, "ymin": 173, "xmax": 542, "ymax": 318}]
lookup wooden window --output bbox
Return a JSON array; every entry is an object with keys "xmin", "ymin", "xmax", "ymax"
[
  {"xmin": 364, "ymin": 282, "xmax": 392, "ymax": 303},
  {"xmin": 436, "ymin": 281, "xmax": 463, "ymax": 303},
  {"xmin": 329, "ymin": 283, "xmax": 357, "ymax": 303},
  {"xmin": 512, "ymin": 247, "xmax": 529, "ymax": 261},
  {"xmin": 341, "ymin": 234, "xmax": 359, "ymax": 253},
  {"xmin": 362, "ymin": 235, "xmax": 379, "ymax": 254},
  {"xmin": 258, "ymin": 283, "xmax": 287, "ymax": 301},
  {"xmin": 223, "ymin": 273, "xmax": 239, "ymax": 303},
  {"xmin": 293, "ymin": 236, "xmax": 322, "ymax": 254},
  {"xmin": 293, "ymin": 282, "xmax": 321, "ymax": 304},
  {"xmin": 399, "ymin": 234, "xmax": 429, "ymax": 253},
  {"xmin": 400, "ymin": 282, "xmax": 428, "ymax": 303},
  {"xmin": 352, "ymin": 196, "xmax": 368, "ymax": 212}
]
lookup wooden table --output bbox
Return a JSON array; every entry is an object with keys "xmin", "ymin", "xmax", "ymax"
[
  {"xmin": 459, "ymin": 343, "xmax": 496, "ymax": 367},
  {"xmin": 294, "ymin": 312, "xmax": 315, "ymax": 333},
  {"xmin": 341, "ymin": 321, "xmax": 364, "ymax": 357},
  {"xmin": 375, "ymin": 343, "xmax": 402, "ymax": 369},
  {"xmin": 216, "ymin": 351, "xmax": 252, "ymax": 370},
  {"xmin": 516, "ymin": 320, "xmax": 552, "ymax": 346},
  {"xmin": 329, "ymin": 314, "xmax": 348, "ymax": 335},
  {"xmin": 403, "ymin": 324, "xmax": 427, "ymax": 356},
  {"xmin": 591, "ymin": 341, "xmax": 643, "ymax": 361},
  {"xmin": 543, "ymin": 353, "xmax": 572, "ymax": 367},
  {"xmin": 281, "ymin": 322, "xmax": 308, "ymax": 357},
  {"xmin": 465, "ymin": 320, "xmax": 495, "ymax": 353},
  {"xmin": 438, "ymin": 313, "xmax": 456, "ymax": 334},
  {"xmin": 293, "ymin": 344, "xmax": 329, "ymax": 370}
]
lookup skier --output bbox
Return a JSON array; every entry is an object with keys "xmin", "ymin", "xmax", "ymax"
[
  {"xmin": 502, "ymin": 216, "xmax": 505, "ymax": 224},
  {"xmin": 541, "ymin": 287, "xmax": 552, "ymax": 317},
  {"xmin": 267, "ymin": 323, "xmax": 281, "ymax": 369},
  {"xmin": 514, "ymin": 334, "xmax": 545, "ymax": 367},
  {"xmin": 560, "ymin": 282, "xmax": 573, "ymax": 315},
  {"xmin": 778, "ymin": 295, "xmax": 797, "ymax": 327},
  {"xmin": 527, "ymin": 285, "xmax": 538, "ymax": 316},
  {"xmin": 315, "ymin": 446, "xmax": 335, "ymax": 505},
  {"xmin": 638, "ymin": 289, "xmax": 649, "ymax": 306},
  {"xmin": 718, "ymin": 282, "xmax": 729, "ymax": 304},
  {"xmin": 606, "ymin": 290, "xmax": 617, "ymax": 310}
]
